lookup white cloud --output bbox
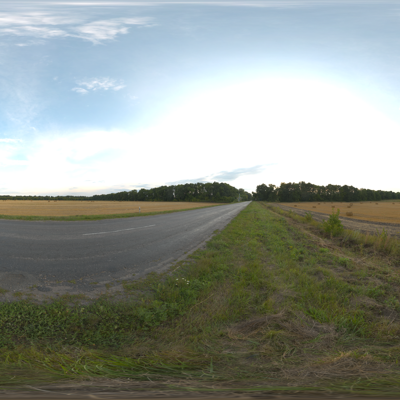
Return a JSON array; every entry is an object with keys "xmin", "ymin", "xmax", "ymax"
[
  {"xmin": 72, "ymin": 17, "xmax": 151, "ymax": 44},
  {"xmin": 0, "ymin": 138, "xmax": 22, "ymax": 143},
  {"xmin": 0, "ymin": 12, "xmax": 83, "ymax": 27},
  {"xmin": 1, "ymin": 25, "xmax": 69, "ymax": 39},
  {"xmin": 72, "ymin": 87, "xmax": 89, "ymax": 94},
  {"xmin": 73, "ymin": 77, "xmax": 126, "ymax": 93},
  {"xmin": 0, "ymin": 11, "xmax": 152, "ymax": 45}
]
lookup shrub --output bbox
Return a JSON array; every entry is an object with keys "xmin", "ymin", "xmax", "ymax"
[
  {"xmin": 304, "ymin": 212, "xmax": 313, "ymax": 222},
  {"xmin": 332, "ymin": 206, "xmax": 335, "ymax": 208},
  {"xmin": 375, "ymin": 203, "xmax": 378, "ymax": 205},
  {"xmin": 321, "ymin": 209, "xmax": 345, "ymax": 237},
  {"xmin": 346, "ymin": 212, "xmax": 353, "ymax": 216},
  {"xmin": 312, "ymin": 206, "xmax": 316, "ymax": 208},
  {"xmin": 375, "ymin": 228, "xmax": 388, "ymax": 241},
  {"xmin": 294, "ymin": 205, "xmax": 297, "ymax": 207}
]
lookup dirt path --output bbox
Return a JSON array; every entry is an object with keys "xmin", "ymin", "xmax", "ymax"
[{"xmin": 269, "ymin": 203, "xmax": 400, "ymax": 239}]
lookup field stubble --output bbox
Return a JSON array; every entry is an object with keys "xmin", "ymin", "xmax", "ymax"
[
  {"xmin": 279, "ymin": 201, "xmax": 400, "ymax": 224},
  {"xmin": 0, "ymin": 201, "xmax": 221, "ymax": 217}
]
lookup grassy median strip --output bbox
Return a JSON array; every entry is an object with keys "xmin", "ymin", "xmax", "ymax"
[{"xmin": 1, "ymin": 201, "xmax": 400, "ymax": 395}]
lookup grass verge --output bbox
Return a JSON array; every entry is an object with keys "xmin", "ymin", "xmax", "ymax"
[{"xmin": 1, "ymin": 201, "xmax": 400, "ymax": 396}]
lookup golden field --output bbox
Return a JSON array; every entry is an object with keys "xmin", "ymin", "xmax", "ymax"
[
  {"xmin": 0, "ymin": 200, "xmax": 221, "ymax": 217},
  {"xmin": 279, "ymin": 201, "xmax": 400, "ymax": 224}
]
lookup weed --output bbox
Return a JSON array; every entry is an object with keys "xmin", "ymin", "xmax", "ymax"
[
  {"xmin": 321, "ymin": 209, "xmax": 345, "ymax": 238},
  {"xmin": 304, "ymin": 212, "xmax": 313, "ymax": 222},
  {"xmin": 338, "ymin": 257, "xmax": 351, "ymax": 268}
]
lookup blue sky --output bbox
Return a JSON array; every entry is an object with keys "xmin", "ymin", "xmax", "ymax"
[{"xmin": 1, "ymin": 0, "xmax": 400, "ymax": 196}]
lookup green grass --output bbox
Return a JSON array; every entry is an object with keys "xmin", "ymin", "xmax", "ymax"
[
  {"xmin": 0, "ymin": 203, "xmax": 225, "ymax": 222},
  {"xmin": 1, "ymin": 201, "xmax": 400, "ymax": 396}
]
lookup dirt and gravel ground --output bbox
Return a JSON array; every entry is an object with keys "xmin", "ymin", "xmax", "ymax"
[
  {"xmin": 0, "ymin": 378, "xmax": 395, "ymax": 400},
  {"xmin": 270, "ymin": 203, "xmax": 400, "ymax": 239}
]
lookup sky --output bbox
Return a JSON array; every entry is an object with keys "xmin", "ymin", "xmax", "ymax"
[{"xmin": 1, "ymin": 0, "xmax": 400, "ymax": 196}]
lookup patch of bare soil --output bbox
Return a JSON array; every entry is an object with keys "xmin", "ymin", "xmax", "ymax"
[
  {"xmin": 270, "ymin": 204, "xmax": 400, "ymax": 239},
  {"xmin": 0, "ymin": 378, "xmax": 395, "ymax": 400}
]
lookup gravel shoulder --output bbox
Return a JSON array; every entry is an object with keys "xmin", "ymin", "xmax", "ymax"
[{"xmin": 269, "ymin": 203, "xmax": 400, "ymax": 239}]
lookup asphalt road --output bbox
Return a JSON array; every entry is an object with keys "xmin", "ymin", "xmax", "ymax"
[{"xmin": 0, "ymin": 202, "xmax": 250, "ymax": 302}]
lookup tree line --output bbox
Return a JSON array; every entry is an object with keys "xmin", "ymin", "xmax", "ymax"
[
  {"xmin": 0, "ymin": 182, "xmax": 253, "ymax": 203},
  {"xmin": 253, "ymin": 182, "xmax": 400, "ymax": 202}
]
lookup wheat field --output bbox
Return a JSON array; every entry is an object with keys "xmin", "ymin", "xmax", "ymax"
[
  {"xmin": 0, "ymin": 200, "xmax": 221, "ymax": 217},
  {"xmin": 280, "ymin": 201, "xmax": 400, "ymax": 224}
]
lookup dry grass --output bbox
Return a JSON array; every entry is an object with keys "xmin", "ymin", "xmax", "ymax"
[
  {"xmin": 279, "ymin": 201, "xmax": 400, "ymax": 224},
  {"xmin": 0, "ymin": 201, "xmax": 222, "ymax": 217},
  {"xmin": 312, "ymin": 206, "xmax": 316, "ymax": 208}
]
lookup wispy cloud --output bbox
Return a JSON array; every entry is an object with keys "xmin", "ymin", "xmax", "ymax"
[
  {"xmin": 32, "ymin": 1, "xmax": 391, "ymax": 7},
  {"xmin": 72, "ymin": 77, "xmax": 126, "ymax": 94},
  {"xmin": 0, "ymin": 11, "xmax": 152, "ymax": 45},
  {"xmin": 212, "ymin": 165, "xmax": 271, "ymax": 181},
  {"xmin": 0, "ymin": 138, "xmax": 22, "ymax": 143},
  {"xmin": 72, "ymin": 18, "xmax": 150, "ymax": 43},
  {"xmin": 167, "ymin": 164, "xmax": 274, "ymax": 185},
  {"xmin": 0, "ymin": 25, "xmax": 68, "ymax": 39},
  {"xmin": 71, "ymin": 87, "xmax": 89, "ymax": 94}
]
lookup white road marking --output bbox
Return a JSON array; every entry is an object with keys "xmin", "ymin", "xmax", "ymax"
[{"xmin": 83, "ymin": 224, "xmax": 155, "ymax": 236}]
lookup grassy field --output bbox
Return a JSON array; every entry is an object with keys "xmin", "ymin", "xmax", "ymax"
[
  {"xmin": 2, "ymin": 201, "xmax": 400, "ymax": 396},
  {"xmin": 0, "ymin": 200, "xmax": 222, "ymax": 221},
  {"xmin": 278, "ymin": 200, "xmax": 400, "ymax": 224}
]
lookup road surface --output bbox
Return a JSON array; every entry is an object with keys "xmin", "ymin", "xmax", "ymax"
[{"xmin": 0, "ymin": 202, "xmax": 250, "ymax": 303}]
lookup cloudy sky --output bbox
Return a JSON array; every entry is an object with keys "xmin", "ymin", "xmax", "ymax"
[{"xmin": 1, "ymin": 0, "xmax": 400, "ymax": 196}]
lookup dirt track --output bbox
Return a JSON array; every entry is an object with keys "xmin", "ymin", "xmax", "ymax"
[{"xmin": 269, "ymin": 203, "xmax": 400, "ymax": 239}]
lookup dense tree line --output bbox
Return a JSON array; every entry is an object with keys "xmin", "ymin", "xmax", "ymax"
[
  {"xmin": 0, "ymin": 182, "xmax": 252, "ymax": 203},
  {"xmin": 253, "ymin": 182, "xmax": 400, "ymax": 202},
  {"xmin": 92, "ymin": 182, "xmax": 252, "ymax": 202}
]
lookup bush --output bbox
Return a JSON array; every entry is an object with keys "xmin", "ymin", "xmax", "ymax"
[
  {"xmin": 304, "ymin": 212, "xmax": 313, "ymax": 222},
  {"xmin": 321, "ymin": 209, "xmax": 345, "ymax": 237}
]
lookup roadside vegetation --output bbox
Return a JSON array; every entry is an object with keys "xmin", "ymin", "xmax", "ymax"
[{"xmin": 1, "ymin": 201, "xmax": 400, "ymax": 396}]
